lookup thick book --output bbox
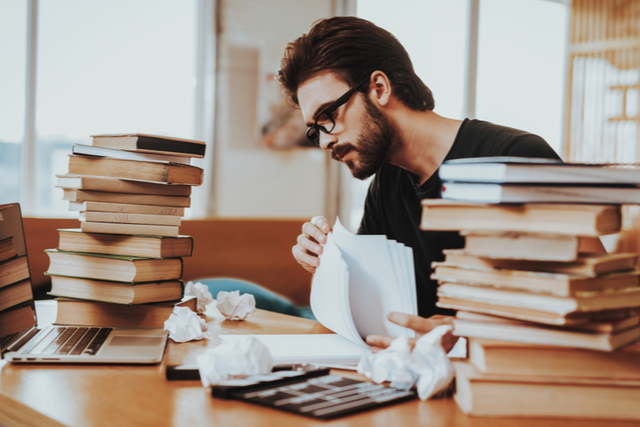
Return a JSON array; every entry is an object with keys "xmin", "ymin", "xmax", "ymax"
[
  {"xmin": 79, "ymin": 211, "xmax": 181, "ymax": 226},
  {"xmin": 439, "ymin": 156, "xmax": 640, "ymax": 184},
  {"xmin": 79, "ymin": 220, "xmax": 179, "ymax": 237},
  {"xmin": 47, "ymin": 275, "xmax": 184, "ymax": 304},
  {"xmin": 452, "ymin": 314, "xmax": 640, "ymax": 351},
  {"xmin": 0, "ymin": 237, "xmax": 17, "ymax": 263},
  {"xmin": 54, "ymin": 295, "xmax": 196, "ymax": 328},
  {"xmin": 68, "ymin": 201, "xmax": 185, "ymax": 216},
  {"xmin": 468, "ymin": 337, "xmax": 640, "ymax": 378},
  {"xmin": 437, "ymin": 282, "xmax": 640, "ymax": 317},
  {"xmin": 72, "ymin": 143, "xmax": 191, "ymax": 165},
  {"xmin": 0, "ymin": 279, "xmax": 34, "ymax": 312},
  {"xmin": 56, "ymin": 174, "xmax": 192, "ymax": 197},
  {"xmin": 45, "ymin": 249, "xmax": 183, "ymax": 282},
  {"xmin": 443, "ymin": 249, "xmax": 639, "ymax": 276},
  {"xmin": 431, "ymin": 263, "xmax": 639, "ymax": 297},
  {"xmin": 437, "ymin": 296, "xmax": 631, "ymax": 325},
  {"xmin": 68, "ymin": 155, "xmax": 203, "ymax": 186},
  {"xmin": 0, "ymin": 303, "xmax": 36, "ymax": 338},
  {"xmin": 453, "ymin": 361, "xmax": 640, "ymax": 420},
  {"xmin": 420, "ymin": 199, "xmax": 621, "ymax": 236},
  {"xmin": 0, "ymin": 255, "xmax": 30, "ymax": 289},
  {"xmin": 91, "ymin": 133, "xmax": 206, "ymax": 158},
  {"xmin": 57, "ymin": 229, "xmax": 193, "ymax": 258},
  {"xmin": 63, "ymin": 189, "xmax": 191, "ymax": 208},
  {"xmin": 460, "ymin": 231, "xmax": 580, "ymax": 261},
  {"xmin": 441, "ymin": 181, "xmax": 640, "ymax": 204}
]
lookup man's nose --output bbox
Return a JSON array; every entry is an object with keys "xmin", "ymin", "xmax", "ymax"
[{"xmin": 319, "ymin": 131, "xmax": 338, "ymax": 150}]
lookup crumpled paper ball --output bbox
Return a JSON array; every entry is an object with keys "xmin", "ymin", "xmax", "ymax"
[
  {"xmin": 216, "ymin": 290, "xmax": 256, "ymax": 320},
  {"xmin": 357, "ymin": 325, "xmax": 455, "ymax": 400},
  {"xmin": 197, "ymin": 335, "xmax": 274, "ymax": 387},
  {"xmin": 184, "ymin": 281, "xmax": 215, "ymax": 314},
  {"xmin": 164, "ymin": 306, "xmax": 208, "ymax": 342}
]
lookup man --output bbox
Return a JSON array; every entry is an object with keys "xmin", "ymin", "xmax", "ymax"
[{"xmin": 278, "ymin": 16, "xmax": 561, "ymax": 349}]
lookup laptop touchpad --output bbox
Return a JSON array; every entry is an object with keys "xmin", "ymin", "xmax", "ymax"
[{"xmin": 109, "ymin": 336, "xmax": 165, "ymax": 347}]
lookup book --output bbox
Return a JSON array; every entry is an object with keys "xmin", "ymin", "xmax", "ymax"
[
  {"xmin": 48, "ymin": 275, "xmax": 184, "ymax": 304},
  {"xmin": 437, "ymin": 296, "xmax": 630, "ymax": 325},
  {"xmin": 453, "ymin": 361, "xmax": 640, "ymax": 419},
  {"xmin": 420, "ymin": 199, "xmax": 621, "ymax": 236},
  {"xmin": 451, "ymin": 315, "xmax": 640, "ymax": 351},
  {"xmin": 79, "ymin": 220, "xmax": 179, "ymax": 237},
  {"xmin": 460, "ymin": 231, "xmax": 580, "ymax": 261},
  {"xmin": 457, "ymin": 310, "xmax": 640, "ymax": 333},
  {"xmin": 431, "ymin": 263, "xmax": 639, "ymax": 297},
  {"xmin": 310, "ymin": 218, "xmax": 417, "ymax": 349},
  {"xmin": 63, "ymin": 189, "xmax": 191, "ymax": 208},
  {"xmin": 443, "ymin": 249, "xmax": 639, "ymax": 276},
  {"xmin": 91, "ymin": 133, "xmax": 206, "ymax": 158},
  {"xmin": 45, "ymin": 249, "xmax": 183, "ymax": 282},
  {"xmin": 79, "ymin": 211, "xmax": 181, "ymax": 226},
  {"xmin": 0, "ymin": 255, "xmax": 30, "ymax": 289},
  {"xmin": 467, "ymin": 338, "xmax": 640, "ymax": 378},
  {"xmin": 71, "ymin": 144, "xmax": 191, "ymax": 165},
  {"xmin": 56, "ymin": 174, "xmax": 192, "ymax": 197},
  {"xmin": 68, "ymin": 201, "xmax": 185, "ymax": 216},
  {"xmin": 0, "ymin": 303, "xmax": 36, "ymax": 338},
  {"xmin": 441, "ymin": 181, "xmax": 640, "ymax": 204},
  {"xmin": 68, "ymin": 155, "xmax": 203, "ymax": 186},
  {"xmin": 54, "ymin": 295, "xmax": 197, "ymax": 328},
  {"xmin": 0, "ymin": 237, "xmax": 17, "ymax": 263},
  {"xmin": 0, "ymin": 279, "xmax": 34, "ymax": 312},
  {"xmin": 439, "ymin": 156, "xmax": 640, "ymax": 184},
  {"xmin": 437, "ymin": 282, "xmax": 640, "ymax": 316},
  {"xmin": 57, "ymin": 229, "xmax": 193, "ymax": 258}
]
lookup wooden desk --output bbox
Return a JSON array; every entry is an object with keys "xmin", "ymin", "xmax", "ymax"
[{"xmin": 1, "ymin": 306, "xmax": 638, "ymax": 427}]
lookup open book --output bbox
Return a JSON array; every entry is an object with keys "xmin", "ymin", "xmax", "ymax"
[{"xmin": 221, "ymin": 218, "xmax": 418, "ymax": 365}]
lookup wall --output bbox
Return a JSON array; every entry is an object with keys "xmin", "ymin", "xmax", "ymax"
[{"xmin": 212, "ymin": 0, "xmax": 341, "ymax": 219}]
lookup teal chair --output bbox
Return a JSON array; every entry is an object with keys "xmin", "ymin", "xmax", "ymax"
[{"xmin": 197, "ymin": 277, "xmax": 315, "ymax": 320}]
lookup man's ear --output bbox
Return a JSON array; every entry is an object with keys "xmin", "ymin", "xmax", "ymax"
[{"xmin": 368, "ymin": 71, "xmax": 392, "ymax": 107}]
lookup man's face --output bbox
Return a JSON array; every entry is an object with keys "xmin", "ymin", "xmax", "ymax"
[{"xmin": 297, "ymin": 73, "xmax": 396, "ymax": 180}]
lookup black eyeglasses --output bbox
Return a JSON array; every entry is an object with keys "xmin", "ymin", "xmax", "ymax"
[{"xmin": 306, "ymin": 77, "xmax": 369, "ymax": 147}]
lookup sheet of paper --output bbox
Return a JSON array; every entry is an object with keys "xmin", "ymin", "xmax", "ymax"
[
  {"xmin": 220, "ymin": 334, "xmax": 370, "ymax": 365},
  {"xmin": 310, "ymin": 233, "xmax": 366, "ymax": 347},
  {"xmin": 332, "ymin": 218, "xmax": 414, "ymax": 338}
]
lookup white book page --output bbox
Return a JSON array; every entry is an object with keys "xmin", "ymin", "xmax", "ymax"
[
  {"xmin": 332, "ymin": 219, "xmax": 410, "ymax": 338},
  {"xmin": 404, "ymin": 245, "xmax": 418, "ymax": 318},
  {"xmin": 310, "ymin": 233, "xmax": 367, "ymax": 348}
]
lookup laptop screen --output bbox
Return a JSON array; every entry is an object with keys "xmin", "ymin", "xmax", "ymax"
[{"xmin": 0, "ymin": 203, "xmax": 37, "ymax": 342}]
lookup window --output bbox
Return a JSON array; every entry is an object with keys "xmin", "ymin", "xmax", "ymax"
[{"xmin": 0, "ymin": 0, "xmax": 204, "ymax": 216}]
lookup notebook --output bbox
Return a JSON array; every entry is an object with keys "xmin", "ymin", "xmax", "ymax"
[{"xmin": 0, "ymin": 203, "xmax": 168, "ymax": 364}]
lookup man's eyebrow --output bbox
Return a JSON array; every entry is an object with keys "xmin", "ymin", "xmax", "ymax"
[{"xmin": 306, "ymin": 100, "xmax": 336, "ymax": 127}]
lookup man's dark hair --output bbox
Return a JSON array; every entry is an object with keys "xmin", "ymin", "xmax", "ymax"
[{"xmin": 277, "ymin": 16, "xmax": 434, "ymax": 111}]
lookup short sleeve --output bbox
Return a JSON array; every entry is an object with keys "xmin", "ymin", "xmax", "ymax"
[{"xmin": 505, "ymin": 135, "xmax": 562, "ymax": 160}]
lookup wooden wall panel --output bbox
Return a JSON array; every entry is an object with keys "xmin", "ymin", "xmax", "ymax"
[{"xmin": 23, "ymin": 218, "xmax": 311, "ymax": 305}]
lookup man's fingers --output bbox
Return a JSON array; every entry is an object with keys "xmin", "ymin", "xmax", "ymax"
[
  {"xmin": 296, "ymin": 233, "xmax": 323, "ymax": 255},
  {"xmin": 365, "ymin": 334, "xmax": 395, "ymax": 349},
  {"xmin": 291, "ymin": 245, "xmax": 319, "ymax": 272},
  {"xmin": 387, "ymin": 312, "xmax": 433, "ymax": 333},
  {"xmin": 303, "ymin": 218, "xmax": 331, "ymax": 244}
]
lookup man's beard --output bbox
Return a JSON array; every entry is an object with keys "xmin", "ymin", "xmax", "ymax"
[{"xmin": 331, "ymin": 95, "xmax": 397, "ymax": 180}]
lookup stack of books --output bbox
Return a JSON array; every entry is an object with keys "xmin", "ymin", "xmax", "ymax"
[
  {"xmin": 420, "ymin": 157, "xmax": 640, "ymax": 420},
  {"xmin": 45, "ymin": 134, "xmax": 204, "ymax": 328}
]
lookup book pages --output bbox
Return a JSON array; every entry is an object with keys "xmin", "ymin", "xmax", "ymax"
[
  {"xmin": 310, "ymin": 233, "xmax": 365, "ymax": 348},
  {"xmin": 329, "ymin": 218, "xmax": 417, "ymax": 339}
]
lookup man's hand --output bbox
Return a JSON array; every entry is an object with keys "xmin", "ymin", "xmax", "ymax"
[
  {"xmin": 365, "ymin": 312, "xmax": 458, "ymax": 353},
  {"xmin": 292, "ymin": 216, "xmax": 332, "ymax": 274}
]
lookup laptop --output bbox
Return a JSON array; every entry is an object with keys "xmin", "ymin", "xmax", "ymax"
[{"xmin": 0, "ymin": 203, "xmax": 168, "ymax": 364}]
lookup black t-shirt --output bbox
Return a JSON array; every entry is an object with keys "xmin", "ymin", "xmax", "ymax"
[{"xmin": 357, "ymin": 119, "xmax": 561, "ymax": 318}]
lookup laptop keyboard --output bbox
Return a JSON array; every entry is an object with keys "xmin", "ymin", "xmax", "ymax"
[{"xmin": 22, "ymin": 327, "xmax": 113, "ymax": 356}]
